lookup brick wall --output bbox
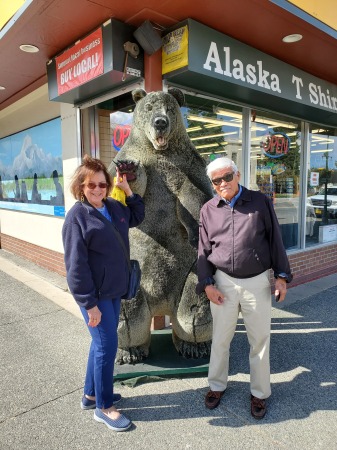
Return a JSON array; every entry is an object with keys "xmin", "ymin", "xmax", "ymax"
[
  {"xmin": 98, "ymin": 109, "xmax": 117, "ymax": 169},
  {"xmin": 1, "ymin": 234, "xmax": 66, "ymax": 277},
  {"xmin": 287, "ymin": 244, "xmax": 337, "ymax": 287}
]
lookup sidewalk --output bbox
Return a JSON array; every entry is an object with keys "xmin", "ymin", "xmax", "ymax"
[{"xmin": 1, "ymin": 249, "xmax": 337, "ymax": 450}]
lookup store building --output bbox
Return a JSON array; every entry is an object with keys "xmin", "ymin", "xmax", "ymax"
[{"xmin": 1, "ymin": 0, "xmax": 337, "ymax": 297}]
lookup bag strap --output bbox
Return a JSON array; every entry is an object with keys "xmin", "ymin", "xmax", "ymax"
[{"xmin": 108, "ymin": 221, "xmax": 132, "ymax": 272}]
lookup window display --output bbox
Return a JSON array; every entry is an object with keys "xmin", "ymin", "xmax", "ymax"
[
  {"xmin": 306, "ymin": 126, "xmax": 337, "ymax": 246},
  {"xmin": 249, "ymin": 111, "xmax": 301, "ymax": 249}
]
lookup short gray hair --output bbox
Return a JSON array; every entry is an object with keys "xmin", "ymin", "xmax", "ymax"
[{"xmin": 206, "ymin": 157, "xmax": 238, "ymax": 179}]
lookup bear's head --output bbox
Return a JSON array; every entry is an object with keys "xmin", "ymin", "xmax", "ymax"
[{"xmin": 131, "ymin": 88, "xmax": 185, "ymax": 152}]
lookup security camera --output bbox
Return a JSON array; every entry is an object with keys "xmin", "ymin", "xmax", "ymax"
[{"xmin": 123, "ymin": 41, "xmax": 139, "ymax": 58}]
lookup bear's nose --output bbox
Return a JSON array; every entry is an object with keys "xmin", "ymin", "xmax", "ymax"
[{"xmin": 154, "ymin": 116, "xmax": 168, "ymax": 131}]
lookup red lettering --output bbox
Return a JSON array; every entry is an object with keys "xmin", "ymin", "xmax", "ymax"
[{"xmin": 113, "ymin": 125, "xmax": 131, "ymax": 148}]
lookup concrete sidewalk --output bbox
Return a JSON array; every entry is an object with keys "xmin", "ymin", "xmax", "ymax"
[{"xmin": 0, "ymin": 249, "xmax": 337, "ymax": 450}]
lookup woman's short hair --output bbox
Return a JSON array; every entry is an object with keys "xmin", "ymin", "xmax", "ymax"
[
  {"xmin": 206, "ymin": 157, "xmax": 238, "ymax": 179},
  {"xmin": 69, "ymin": 155, "xmax": 113, "ymax": 200}
]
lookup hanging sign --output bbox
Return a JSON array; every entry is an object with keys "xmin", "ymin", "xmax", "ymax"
[{"xmin": 55, "ymin": 28, "xmax": 103, "ymax": 95}]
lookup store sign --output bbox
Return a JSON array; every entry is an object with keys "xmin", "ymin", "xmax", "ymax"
[
  {"xmin": 112, "ymin": 125, "xmax": 131, "ymax": 151},
  {"xmin": 310, "ymin": 172, "xmax": 319, "ymax": 186},
  {"xmin": 47, "ymin": 19, "xmax": 144, "ymax": 104},
  {"xmin": 163, "ymin": 20, "xmax": 337, "ymax": 126},
  {"xmin": 319, "ymin": 224, "xmax": 337, "ymax": 243},
  {"xmin": 55, "ymin": 28, "xmax": 103, "ymax": 95},
  {"xmin": 260, "ymin": 132, "xmax": 290, "ymax": 158}
]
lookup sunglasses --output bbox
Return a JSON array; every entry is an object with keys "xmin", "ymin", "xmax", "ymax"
[
  {"xmin": 211, "ymin": 172, "xmax": 234, "ymax": 186},
  {"xmin": 85, "ymin": 182, "xmax": 108, "ymax": 190}
]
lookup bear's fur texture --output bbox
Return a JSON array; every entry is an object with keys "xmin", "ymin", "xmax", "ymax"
[{"xmin": 109, "ymin": 88, "xmax": 214, "ymax": 364}]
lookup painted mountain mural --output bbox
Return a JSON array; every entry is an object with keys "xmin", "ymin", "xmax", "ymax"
[{"xmin": 11, "ymin": 135, "xmax": 62, "ymax": 179}]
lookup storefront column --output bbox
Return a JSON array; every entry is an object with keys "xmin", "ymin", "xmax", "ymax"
[
  {"xmin": 144, "ymin": 51, "xmax": 163, "ymax": 92},
  {"xmin": 61, "ymin": 103, "xmax": 82, "ymax": 213}
]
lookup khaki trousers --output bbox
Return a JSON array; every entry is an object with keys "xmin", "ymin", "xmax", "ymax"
[{"xmin": 208, "ymin": 269, "xmax": 272, "ymax": 399}]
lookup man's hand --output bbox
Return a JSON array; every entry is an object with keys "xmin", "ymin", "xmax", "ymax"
[
  {"xmin": 274, "ymin": 278, "xmax": 287, "ymax": 303},
  {"xmin": 205, "ymin": 284, "xmax": 224, "ymax": 305}
]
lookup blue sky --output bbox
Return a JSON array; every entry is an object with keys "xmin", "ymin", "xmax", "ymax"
[{"xmin": 0, "ymin": 117, "xmax": 61, "ymax": 166}]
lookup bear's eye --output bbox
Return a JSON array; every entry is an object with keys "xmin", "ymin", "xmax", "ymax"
[{"xmin": 145, "ymin": 103, "xmax": 153, "ymax": 111}]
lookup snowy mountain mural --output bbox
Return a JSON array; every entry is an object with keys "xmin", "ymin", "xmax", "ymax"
[
  {"xmin": 0, "ymin": 118, "xmax": 65, "ymax": 216},
  {"xmin": 0, "ymin": 117, "xmax": 62, "ymax": 181},
  {"xmin": 11, "ymin": 135, "xmax": 62, "ymax": 179}
]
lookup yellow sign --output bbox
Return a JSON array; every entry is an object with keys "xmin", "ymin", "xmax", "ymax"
[
  {"xmin": 162, "ymin": 25, "xmax": 189, "ymax": 75},
  {"xmin": 0, "ymin": 0, "xmax": 25, "ymax": 30},
  {"xmin": 289, "ymin": 0, "xmax": 337, "ymax": 31}
]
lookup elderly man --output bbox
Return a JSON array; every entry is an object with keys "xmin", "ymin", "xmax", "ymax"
[{"xmin": 196, "ymin": 157, "xmax": 292, "ymax": 419}]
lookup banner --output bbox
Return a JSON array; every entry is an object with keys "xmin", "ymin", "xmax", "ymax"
[
  {"xmin": 162, "ymin": 25, "xmax": 188, "ymax": 75},
  {"xmin": 55, "ymin": 28, "xmax": 103, "ymax": 95}
]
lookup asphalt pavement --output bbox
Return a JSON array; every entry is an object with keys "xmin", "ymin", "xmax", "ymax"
[{"xmin": 0, "ymin": 249, "xmax": 337, "ymax": 450}]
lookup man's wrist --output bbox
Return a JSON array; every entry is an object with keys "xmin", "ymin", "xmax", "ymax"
[
  {"xmin": 274, "ymin": 272, "xmax": 292, "ymax": 283},
  {"xmin": 203, "ymin": 277, "xmax": 215, "ymax": 290}
]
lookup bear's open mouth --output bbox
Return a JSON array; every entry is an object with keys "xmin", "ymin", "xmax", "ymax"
[{"xmin": 155, "ymin": 136, "xmax": 168, "ymax": 148}]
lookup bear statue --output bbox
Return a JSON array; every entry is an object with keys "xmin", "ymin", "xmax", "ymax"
[{"xmin": 108, "ymin": 88, "xmax": 214, "ymax": 364}]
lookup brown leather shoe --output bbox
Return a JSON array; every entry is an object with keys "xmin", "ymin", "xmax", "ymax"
[
  {"xmin": 251, "ymin": 395, "xmax": 266, "ymax": 419},
  {"xmin": 205, "ymin": 389, "xmax": 225, "ymax": 409}
]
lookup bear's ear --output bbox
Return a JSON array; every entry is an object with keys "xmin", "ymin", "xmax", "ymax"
[
  {"xmin": 168, "ymin": 88, "xmax": 185, "ymax": 107},
  {"xmin": 132, "ymin": 89, "xmax": 147, "ymax": 104}
]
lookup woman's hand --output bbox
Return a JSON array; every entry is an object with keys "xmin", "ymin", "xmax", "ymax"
[
  {"xmin": 205, "ymin": 285, "xmax": 225, "ymax": 305},
  {"xmin": 115, "ymin": 168, "xmax": 133, "ymax": 197},
  {"xmin": 87, "ymin": 306, "xmax": 102, "ymax": 327}
]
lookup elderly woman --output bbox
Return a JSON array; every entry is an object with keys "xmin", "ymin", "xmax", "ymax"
[{"xmin": 62, "ymin": 155, "xmax": 144, "ymax": 432}]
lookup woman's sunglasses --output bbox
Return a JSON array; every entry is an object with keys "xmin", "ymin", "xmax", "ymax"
[
  {"xmin": 85, "ymin": 182, "xmax": 108, "ymax": 190},
  {"xmin": 211, "ymin": 173, "xmax": 234, "ymax": 186}
]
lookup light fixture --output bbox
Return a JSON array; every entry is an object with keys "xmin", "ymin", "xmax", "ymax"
[
  {"xmin": 0, "ymin": 86, "xmax": 5, "ymax": 90},
  {"xmin": 186, "ymin": 126, "xmax": 202, "ymax": 133},
  {"xmin": 195, "ymin": 143, "xmax": 219, "ymax": 149},
  {"xmin": 19, "ymin": 44, "xmax": 39, "ymax": 53},
  {"xmin": 213, "ymin": 107, "xmax": 242, "ymax": 119},
  {"xmin": 190, "ymin": 132, "xmax": 228, "ymax": 142},
  {"xmin": 187, "ymin": 115, "xmax": 242, "ymax": 128},
  {"xmin": 311, "ymin": 149, "xmax": 333, "ymax": 154},
  {"xmin": 255, "ymin": 117, "xmax": 297, "ymax": 129},
  {"xmin": 282, "ymin": 34, "xmax": 303, "ymax": 43}
]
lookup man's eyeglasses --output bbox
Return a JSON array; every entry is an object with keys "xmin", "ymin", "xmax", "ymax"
[
  {"xmin": 211, "ymin": 173, "xmax": 234, "ymax": 186},
  {"xmin": 85, "ymin": 182, "xmax": 108, "ymax": 190}
]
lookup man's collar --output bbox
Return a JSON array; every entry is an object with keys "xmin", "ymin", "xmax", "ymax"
[{"xmin": 215, "ymin": 184, "xmax": 243, "ymax": 207}]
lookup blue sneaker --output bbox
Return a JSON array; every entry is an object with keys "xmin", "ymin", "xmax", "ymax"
[
  {"xmin": 81, "ymin": 394, "xmax": 122, "ymax": 410},
  {"xmin": 94, "ymin": 408, "xmax": 132, "ymax": 432}
]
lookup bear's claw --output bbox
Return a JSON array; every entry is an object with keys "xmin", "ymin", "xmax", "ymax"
[{"xmin": 116, "ymin": 345, "xmax": 149, "ymax": 365}]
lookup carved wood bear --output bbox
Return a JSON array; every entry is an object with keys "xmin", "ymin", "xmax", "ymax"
[{"xmin": 109, "ymin": 88, "xmax": 214, "ymax": 364}]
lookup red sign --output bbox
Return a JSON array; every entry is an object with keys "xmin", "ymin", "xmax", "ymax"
[
  {"xmin": 260, "ymin": 132, "xmax": 290, "ymax": 159},
  {"xmin": 113, "ymin": 125, "xmax": 131, "ymax": 150},
  {"xmin": 55, "ymin": 28, "xmax": 103, "ymax": 95}
]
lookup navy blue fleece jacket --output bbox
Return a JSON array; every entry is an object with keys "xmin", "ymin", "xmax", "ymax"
[{"xmin": 62, "ymin": 195, "xmax": 145, "ymax": 310}]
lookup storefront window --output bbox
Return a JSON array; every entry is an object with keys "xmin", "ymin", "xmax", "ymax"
[
  {"xmin": 183, "ymin": 96, "xmax": 243, "ymax": 173},
  {"xmin": 249, "ymin": 111, "xmax": 302, "ymax": 249},
  {"xmin": 306, "ymin": 126, "xmax": 337, "ymax": 246}
]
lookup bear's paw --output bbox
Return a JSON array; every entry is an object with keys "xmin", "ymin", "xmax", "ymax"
[
  {"xmin": 172, "ymin": 333, "xmax": 212, "ymax": 360},
  {"xmin": 113, "ymin": 159, "xmax": 139, "ymax": 181},
  {"xmin": 115, "ymin": 345, "xmax": 149, "ymax": 365}
]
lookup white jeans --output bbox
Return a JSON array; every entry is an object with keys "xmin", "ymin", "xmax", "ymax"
[{"xmin": 208, "ymin": 269, "xmax": 272, "ymax": 399}]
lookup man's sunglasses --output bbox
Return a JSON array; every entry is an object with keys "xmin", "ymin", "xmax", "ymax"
[
  {"xmin": 211, "ymin": 173, "xmax": 234, "ymax": 186},
  {"xmin": 85, "ymin": 182, "xmax": 108, "ymax": 189}
]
